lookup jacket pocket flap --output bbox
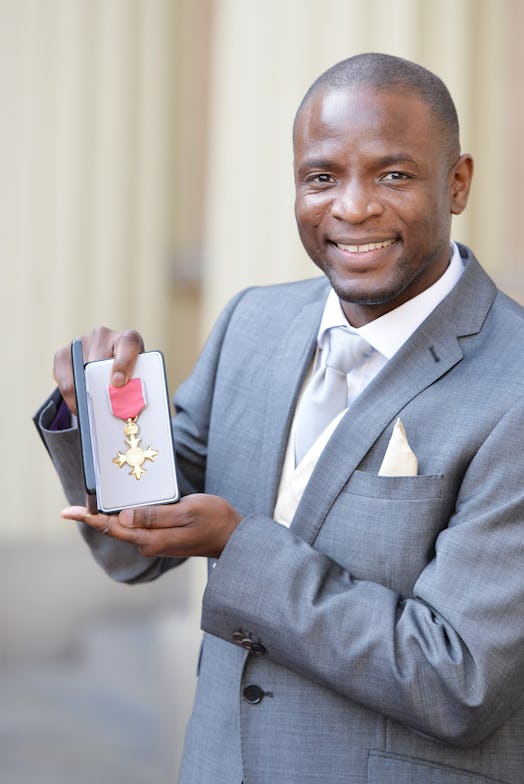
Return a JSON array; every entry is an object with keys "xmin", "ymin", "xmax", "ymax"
[
  {"xmin": 345, "ymin": 470, "xmax": 443, "ymax": 500},
  {"xmin": 368, "ymin": 751, "xmax": 504, "ymax": 783}
]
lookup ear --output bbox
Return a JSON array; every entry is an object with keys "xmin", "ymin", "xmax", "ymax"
[{"xmin": 449, "ymin": 153, "xmax": 474, "ymax": 215}]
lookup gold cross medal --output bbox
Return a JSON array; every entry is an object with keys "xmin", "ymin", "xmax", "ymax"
[{"xmin": 108, "ymin": 378, "xmax": 159, "ymax": 480}]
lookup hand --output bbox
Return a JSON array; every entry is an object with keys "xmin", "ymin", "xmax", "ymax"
[
  {"xmin": 61, "ymin": 494, "xmax": 243, "ymax": 559},
  {"xmin": 53, "ymin": 326, "xmax": 145, "ymax": 414}
]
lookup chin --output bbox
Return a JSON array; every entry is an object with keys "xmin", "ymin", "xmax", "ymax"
[
  {"xmin": 328, "ymin": 264, "xmax": 420, "ymax": 308},
  {"xmin": 332, "ymin": 280, "xmax": 405, "ymax": 307}
]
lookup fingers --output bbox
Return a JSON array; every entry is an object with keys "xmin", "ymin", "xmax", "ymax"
[
  {"xmin": 53, "ymin": 344, "xmax": 79, "ymax": 414},
  {"xmin": 61, "ymin": 502, "xmax": 186, "ymax": 531},
  {"xmin": 53, "ymin": 326, "xmax": 145, "ymax": 414},
  {"xmin": 80, "ymin": 326, "xmax": 144, "ymax": 386},
  {"xmin": 119, "ymin": 501, "xmax": 190, "ymax": 530},
  {"xmin": 61, "ymin": 504, "xmax": 173, "ymax": 557},
  {"xmin": 109, "ymin": 330, "xmax": 145, "ymax": 387},
  {"xmin": 62, "ymin": 506, "xmax": 111, "ymax": 530},
  {"xmin": 118, "ymin": 495, "xmax": 232, "ymax": 531},
  {"xmin": 61, "ymin": 506, "xmax": 135, "ymax": 544}
]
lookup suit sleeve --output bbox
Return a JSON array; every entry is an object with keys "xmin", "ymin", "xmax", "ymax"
[{"xmin": 201, "ymin": 394, "xmax": 524, "ymax": 747}]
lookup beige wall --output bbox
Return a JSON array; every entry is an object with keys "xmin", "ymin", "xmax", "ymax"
[{"xmin": 1, "ymin": 0, "xmax": 210, "ymax": 540}]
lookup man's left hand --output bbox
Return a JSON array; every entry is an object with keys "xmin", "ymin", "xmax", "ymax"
[{"xmin": 62, "ymin": 494, "xmax": 243, "ymax": 559}]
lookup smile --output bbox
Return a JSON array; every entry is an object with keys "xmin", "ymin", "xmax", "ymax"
[{"xmin": 335, "ymin": 239, "xmax": 397, "ymax": 253}]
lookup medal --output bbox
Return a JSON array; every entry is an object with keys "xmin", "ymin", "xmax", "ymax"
[{"xmin": 108, "ymin": 379, "xmax": 159, "ymax": 480}]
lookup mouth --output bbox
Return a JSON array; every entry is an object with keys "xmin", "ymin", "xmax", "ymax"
[{"xmin": 334, "ymin": 238, "xmax": 398, "ymax": 254}]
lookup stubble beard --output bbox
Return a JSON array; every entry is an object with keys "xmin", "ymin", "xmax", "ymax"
[{"xmin": 326, "ymin": 245, "xmax": 445, "ymax": 308}]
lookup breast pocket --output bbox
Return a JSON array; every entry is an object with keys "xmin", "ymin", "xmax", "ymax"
[{"xmin": 315, "ymin": 470, "xmax": 446, "ymax": 595}]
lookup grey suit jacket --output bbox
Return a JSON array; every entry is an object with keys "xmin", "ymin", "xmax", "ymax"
[{"xmin": 37, "ymin": 246, "xmax": 524, "ymax": 783}]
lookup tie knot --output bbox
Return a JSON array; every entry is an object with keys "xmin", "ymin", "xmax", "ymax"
[{"xmin": 326, "ymin": 327, "xmax": 372, "ymax": 375}]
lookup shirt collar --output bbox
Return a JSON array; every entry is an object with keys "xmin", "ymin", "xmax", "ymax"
[{"xmin": 318, "ymin": 242, "xmax": 464, "ymax": 359}]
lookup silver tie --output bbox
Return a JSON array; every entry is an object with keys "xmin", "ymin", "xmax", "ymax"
[{"xmin": 294, "ymin": 327, "xmax": 372, "ymax": 464}]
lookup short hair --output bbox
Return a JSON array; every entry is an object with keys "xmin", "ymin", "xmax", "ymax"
[{"xmin": 294, "ymin": 53, "xmax": 460, "ymax": 158}]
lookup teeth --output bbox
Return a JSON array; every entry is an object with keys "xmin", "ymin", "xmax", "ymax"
[{"xmin": 337, "ymin": 239, "xmax": 396, "ymax": 253}]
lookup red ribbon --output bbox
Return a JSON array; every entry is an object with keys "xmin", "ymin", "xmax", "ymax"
[{"xmin": 108, "ymin": 378, "xmax": 146, "ymax": 420}]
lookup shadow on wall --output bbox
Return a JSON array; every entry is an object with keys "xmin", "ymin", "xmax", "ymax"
[{"xmin": 0, "ymin": 542, "xmax": 205, "ymax": 784}]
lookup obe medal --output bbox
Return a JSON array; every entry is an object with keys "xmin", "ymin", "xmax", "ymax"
[{"xmin": 108, "ymin": 378, "xmax": 159, "ymax": 480}]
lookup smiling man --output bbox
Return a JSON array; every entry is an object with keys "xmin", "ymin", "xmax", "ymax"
[
  {"xmin": 37, "ymin": 54, "xmax": 524, "ymax": 783},
  {"xmin": 293, "ymin": 61, "xmax": 472, "ymax": 325}
]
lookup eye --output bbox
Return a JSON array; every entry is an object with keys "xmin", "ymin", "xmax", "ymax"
[
  {"xmin": 306, "ymin": 172, "xmax": 335, "ymax": 185},
  {"xmin": 306, "ymin": 173, "xmax": 336, "ymax": 186},
  {"xmin": 380, "ymin": 171, "xmax": 411, "ymax": 182}
]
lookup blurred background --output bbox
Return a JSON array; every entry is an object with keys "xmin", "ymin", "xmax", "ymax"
[{"xmin": 1, "ymin": 0, "xmax": 523, "ymax": 781}]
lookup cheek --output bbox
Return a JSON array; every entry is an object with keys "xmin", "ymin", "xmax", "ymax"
[
  {"xmin": 311, "ymin": 212, "xmax": 322, "ymax": 229},
  {"xmin": 406, "ymin": 188, "xmax": 450, "ymax": 238},
  {"xmin": 296, "ymin": 199, "xmax": 325, "ymax": 232}
]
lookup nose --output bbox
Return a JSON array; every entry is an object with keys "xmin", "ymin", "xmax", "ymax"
[{"xmin": 330, "ymin": 179, "xmax": 383, "ymax": 223}]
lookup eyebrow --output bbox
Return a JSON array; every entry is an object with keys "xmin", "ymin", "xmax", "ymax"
[
  {"xmin": 376, "ymin": 154, "xmax": 420, "ymax": 169},
  {"xmin": 297, "ymin": 157, "xmax": 336, "ymax": 173},
  {"xmin": 297, "ymin": 153, "xmax": 421, "ymax": 174}
]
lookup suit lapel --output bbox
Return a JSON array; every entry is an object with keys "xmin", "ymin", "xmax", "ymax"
[{"xmin": 290, "ymin": 251, "xmax": 498, "ymax": 545}]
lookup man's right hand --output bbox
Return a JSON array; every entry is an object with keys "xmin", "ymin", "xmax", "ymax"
[{"xmin": 53, "ymin": 326, "xmax": 145, "ymax": 415}]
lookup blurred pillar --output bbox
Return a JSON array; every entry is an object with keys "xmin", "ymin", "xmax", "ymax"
[
  {"xmin": 1, "ymin": 0, "xmax": 210, "ymax": 539},
  {"xmin": 500, "ymin": 0, "xmax": 524, "ymax": 301}
]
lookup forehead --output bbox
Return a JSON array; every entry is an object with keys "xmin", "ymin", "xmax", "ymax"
[{"xmin": 294, "ymin": 86, "xmax": 444, "ymax": 164}]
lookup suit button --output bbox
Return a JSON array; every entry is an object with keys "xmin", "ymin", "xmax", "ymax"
[
  {"xmin": 232, "ymin": 632, "xmax": 266, "ymax": 654},
  {"xmin": 243, "ymin": 684, "xmax": 264, "ymax": 704}
]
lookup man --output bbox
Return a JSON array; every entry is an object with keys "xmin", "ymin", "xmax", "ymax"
[{"xmin": 37, "ymin": 53, "xmax": 524, "ymax": 783}]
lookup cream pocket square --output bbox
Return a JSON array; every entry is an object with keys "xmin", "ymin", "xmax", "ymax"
[{"xmin": 378, "ymin": 418, "xmax": 418, "ymax": 477}]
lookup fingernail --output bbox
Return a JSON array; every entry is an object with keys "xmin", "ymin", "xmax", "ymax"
[
  {"xmin": 112, "ymin": 371, "xmax": 126, "ymax": 387},
  {"xmin": 120, "ymin": 509, "xmax": 134, "ymax": 527},
  {"xmin": 61, "ymin": 507, "xmax": 83, "ymax": 520}
]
